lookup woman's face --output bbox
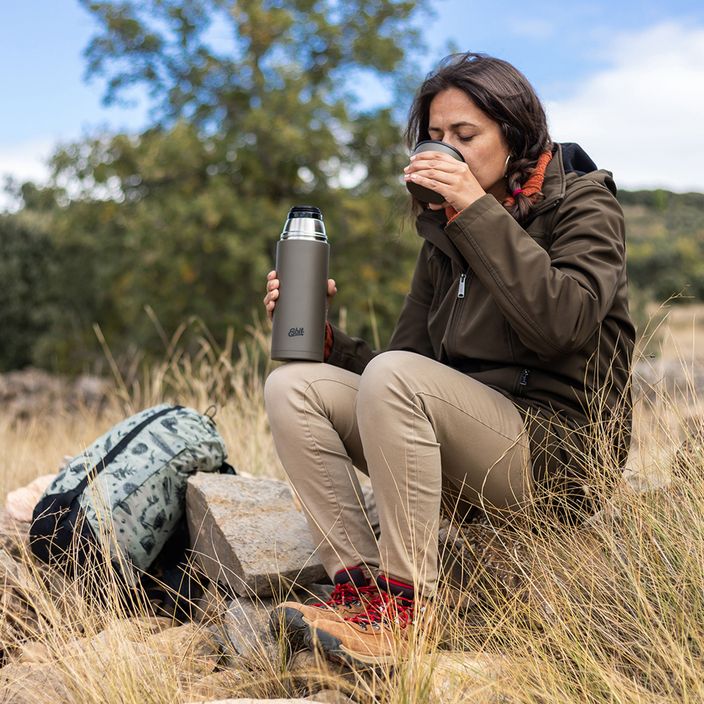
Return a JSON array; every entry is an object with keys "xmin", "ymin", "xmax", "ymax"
[{"xmin": 427, "ymin": 86, "xmax": 511, "ymax": 202}]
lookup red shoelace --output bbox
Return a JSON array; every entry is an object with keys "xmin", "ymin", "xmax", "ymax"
[
  {"xmin": 313, "ymin": 581, "xmax": 376, "ymax": 608},
  {"xmin": 347, "ymin": 590, "xmax": 415, "ymax": 628}
]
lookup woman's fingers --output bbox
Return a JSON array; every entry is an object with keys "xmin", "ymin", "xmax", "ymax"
[
  {"xmin": 264, "ymin": 273, "xmax": 335, "ymax": 321},
  {"xmin": 404, "ymin": 154, "xmax": 466, "ymax": 183},
  {"xmin": 404, "ymin": 151, "xmax": 483, "ymax": 210},
  {"xmin": 405, "ymin": 168, "xmax": 458, "ymax": 187},
  {"xmin": 264, "ymin": 271, "xmax": 280, "ymax": 320}
]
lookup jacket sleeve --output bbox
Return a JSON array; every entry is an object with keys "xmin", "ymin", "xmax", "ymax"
[
  {"xmin": 445, "ymin": 180, "xmax": 626, "ymax": 360},
  {"xmin": 326, "ymin": 242, "xmax": 435, "ymax": 374}
]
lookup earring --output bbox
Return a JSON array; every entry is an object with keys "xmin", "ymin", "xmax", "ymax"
[{"xmin": 503, "ymin": 153, "xmax": 512, "ymax": 178}]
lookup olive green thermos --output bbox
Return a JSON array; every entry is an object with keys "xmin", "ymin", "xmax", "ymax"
[{"xmin": 271, "ymin": 205, "xmax": 329, "ymax": 362}]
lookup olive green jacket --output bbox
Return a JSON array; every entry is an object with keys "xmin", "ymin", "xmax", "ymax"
[{"xmin": 328, "ymin": 143, "xmax": 635, "ymax": 518}]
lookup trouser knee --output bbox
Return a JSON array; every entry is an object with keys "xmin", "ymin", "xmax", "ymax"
[
  {"xmin": 356, "ymin": 351, "xmax": 419, "ymax": 414},
  {"xmin": 264, "ymin": 362, "xmax": 316, "ymax": 431}
]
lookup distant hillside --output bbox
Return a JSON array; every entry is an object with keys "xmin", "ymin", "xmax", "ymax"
[
  {"xmin": 618, "ymin": 189, "xmax": 704, "ymax": 304},
  {"xmin": 619, "ymin": 189, "xmax": 704, "ymax": 240}
]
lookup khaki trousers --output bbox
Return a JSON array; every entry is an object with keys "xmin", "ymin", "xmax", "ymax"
[{"xmin": 264, "ymin": 350, "xmax": 532, "ymax": 595}]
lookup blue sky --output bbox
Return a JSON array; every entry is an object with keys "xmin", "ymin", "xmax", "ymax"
[{"xmin": 2, "ymin": 0, "xmax": 704, "ymax": 206}]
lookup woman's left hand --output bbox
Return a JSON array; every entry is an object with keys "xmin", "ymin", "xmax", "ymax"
[{"xmin": 404, "ymin": 151, "xmax": 486, "ymax": 211}]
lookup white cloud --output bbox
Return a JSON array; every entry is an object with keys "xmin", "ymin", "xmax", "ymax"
[
  {"xmin": 0, "ymin": 138, "xmax": 54, "ymax": 211},
  {"xmin": 546, "ymin": 22, "xmax": 704, "ymax": 192}
]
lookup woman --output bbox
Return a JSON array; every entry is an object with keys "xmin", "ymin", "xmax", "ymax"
[{"xmin": 263, "ymin": 52, "xmax": 634, "ymax": 666}]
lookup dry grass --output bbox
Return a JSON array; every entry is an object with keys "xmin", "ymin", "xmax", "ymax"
[
  {"xmin": 1, "ymin": 321, "xmax": 284, "ymax": 500},
  {"xmin": 637, "ymin": 302, "xmax": 704, "ymax": 363},
  {"xmin": 1, "ymin": 318, "xmax": 703, "ymax": 703}
]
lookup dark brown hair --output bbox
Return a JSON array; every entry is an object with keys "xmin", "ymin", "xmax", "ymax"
[{"xmin": 406, "ymin": 52, "xmax": 552, "ymax": 221}]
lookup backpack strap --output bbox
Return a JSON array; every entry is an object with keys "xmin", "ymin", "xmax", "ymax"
[{"xmin": 75, "ymin": 405, "xmax": 181, "ymax": 494}]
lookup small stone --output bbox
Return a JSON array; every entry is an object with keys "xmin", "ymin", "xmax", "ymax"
[
  {"xmin": 17, "ymin": 639, "xmax": 52, "ymax": 664},
  {"xmin": 5, "ymin": 474, "xmax": 56, "ymax": 522},
  {"xmin": 0, "ymin": 509, "xmax": 30, "ymax": 556},
  {"xmin": 307, "ymin": 689, "xmax": 358, "ymax": 703},
  {"xmin": 420, "ymin": 651, "xmax": 507, "ymax": 702},
  {"xmin": 289, "ymin": 649, "xmax": 319, "ymax": 670},
  {"xmin": 222, "ymin": 595, "xmax": 278, "ymax": 662},
  {"xmin": 288, "ymin": 649, "xmax": 348, "ymax": 682},
  {"xmin": 147, "ymin": 623, "xmax": 222, "ymax": 678},
  {"xmin": 184, "ymin": 668, "xmax": 247, "ymax": 701}
]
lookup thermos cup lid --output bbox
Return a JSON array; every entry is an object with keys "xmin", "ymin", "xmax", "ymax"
[
  {"xmin": 287, "ymin": 205, "xmax": 323, "ymax": 220},
  {"xmin": 406, "ymin": 140, "xmax": 465, "ymax": 205},
  {"xmin": 281, "ymin": 205, "xmax": 327, "ymax": 241}
]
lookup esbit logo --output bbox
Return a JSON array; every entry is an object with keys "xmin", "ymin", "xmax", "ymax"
[{"xmin": 288, "ymin": 327, "xmax": 305, "ymax": 337}]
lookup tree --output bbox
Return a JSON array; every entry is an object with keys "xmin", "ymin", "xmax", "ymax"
[
  {"xmin": 0, "ymin": 216, "xmax": 55, "ymax": 370},
  {"xmin": 21, "ymin": 0, "xmax": 429, "ymax": 369},
  {"xmin": 78, "ymin": 0, "xmax": 428, "ymax": 204}
]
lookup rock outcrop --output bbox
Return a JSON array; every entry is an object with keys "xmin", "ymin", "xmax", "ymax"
[{"xmin": 187, "ymin": 474, "xmax": 327, "ymax": 597}]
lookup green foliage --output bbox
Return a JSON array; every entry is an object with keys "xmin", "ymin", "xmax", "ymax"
[
  {"xmin": 619, "ymin": 190, "xmax": 704, "ymax": 303},
  {"xmin": 0, "ymin": 217, "xmax": 55, "ymax": 370},
  {"xmin": 7, "ymin": 0, "xmax": 428, "ymax": 371}
]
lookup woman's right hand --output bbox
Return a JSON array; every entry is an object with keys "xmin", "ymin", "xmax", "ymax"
[{"xmin": 264, "ymin": 270, "xmax": 337, "ymax": 321}]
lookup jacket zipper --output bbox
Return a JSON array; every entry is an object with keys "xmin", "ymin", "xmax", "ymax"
[
  {"xmin": 457, "ymin": 273, "xmax": 467, "ymax": 298},
  {"xmin": 448, "ymin": 270, "xmax": 470, "ymax": 354}
]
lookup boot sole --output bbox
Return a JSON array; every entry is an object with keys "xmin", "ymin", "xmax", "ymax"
[{"xmin": 305, "ymin": 622, "xmax": 396, "ymax": 670}]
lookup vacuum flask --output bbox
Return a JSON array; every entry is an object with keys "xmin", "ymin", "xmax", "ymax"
[{"xmin": 271, "ymin": 205, "xmax": 329, "ymax": 362}]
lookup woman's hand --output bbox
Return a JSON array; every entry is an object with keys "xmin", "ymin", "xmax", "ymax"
[
  {"xmin": 264, "ymin": 270, "xmax": 337, "ymax": 321},
  {"xmin": 404, "ymin": 151, "xmax": 486, "ymax": 211}
]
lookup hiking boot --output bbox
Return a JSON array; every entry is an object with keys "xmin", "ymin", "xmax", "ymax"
[
  {"xmin": 269, "ymin": 566, "xmax": 374, "ymax": 651},
  {"xmin": 307, "ymin": 576, "xmax": 429, "ymax": 667}
]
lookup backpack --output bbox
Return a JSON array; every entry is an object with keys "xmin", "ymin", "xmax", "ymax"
[{"xmin": 29, "ymin": 404, "xmax": 234, "ymax": 576}]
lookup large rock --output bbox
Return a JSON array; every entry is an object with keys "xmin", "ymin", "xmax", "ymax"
[
  {"xmin": 633, "ymin": 359, "xmax": 704, "ymax": 401},
  {"xmin": 0, "ymin": 662, "xmax": 71, "ymax": 704},
  {"xmin": 187, "ymin": 474, "xmax": 326, "ymax": 597}
]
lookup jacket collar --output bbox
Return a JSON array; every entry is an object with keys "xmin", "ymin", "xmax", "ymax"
[{"xmin": 415, "ymin": 207, "xmax": 465, "ymax": 266}]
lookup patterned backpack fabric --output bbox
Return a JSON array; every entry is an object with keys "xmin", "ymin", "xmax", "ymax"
[{"xmin": 30, "ymin": 404, "xmax": 232, "ymax": 573}]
